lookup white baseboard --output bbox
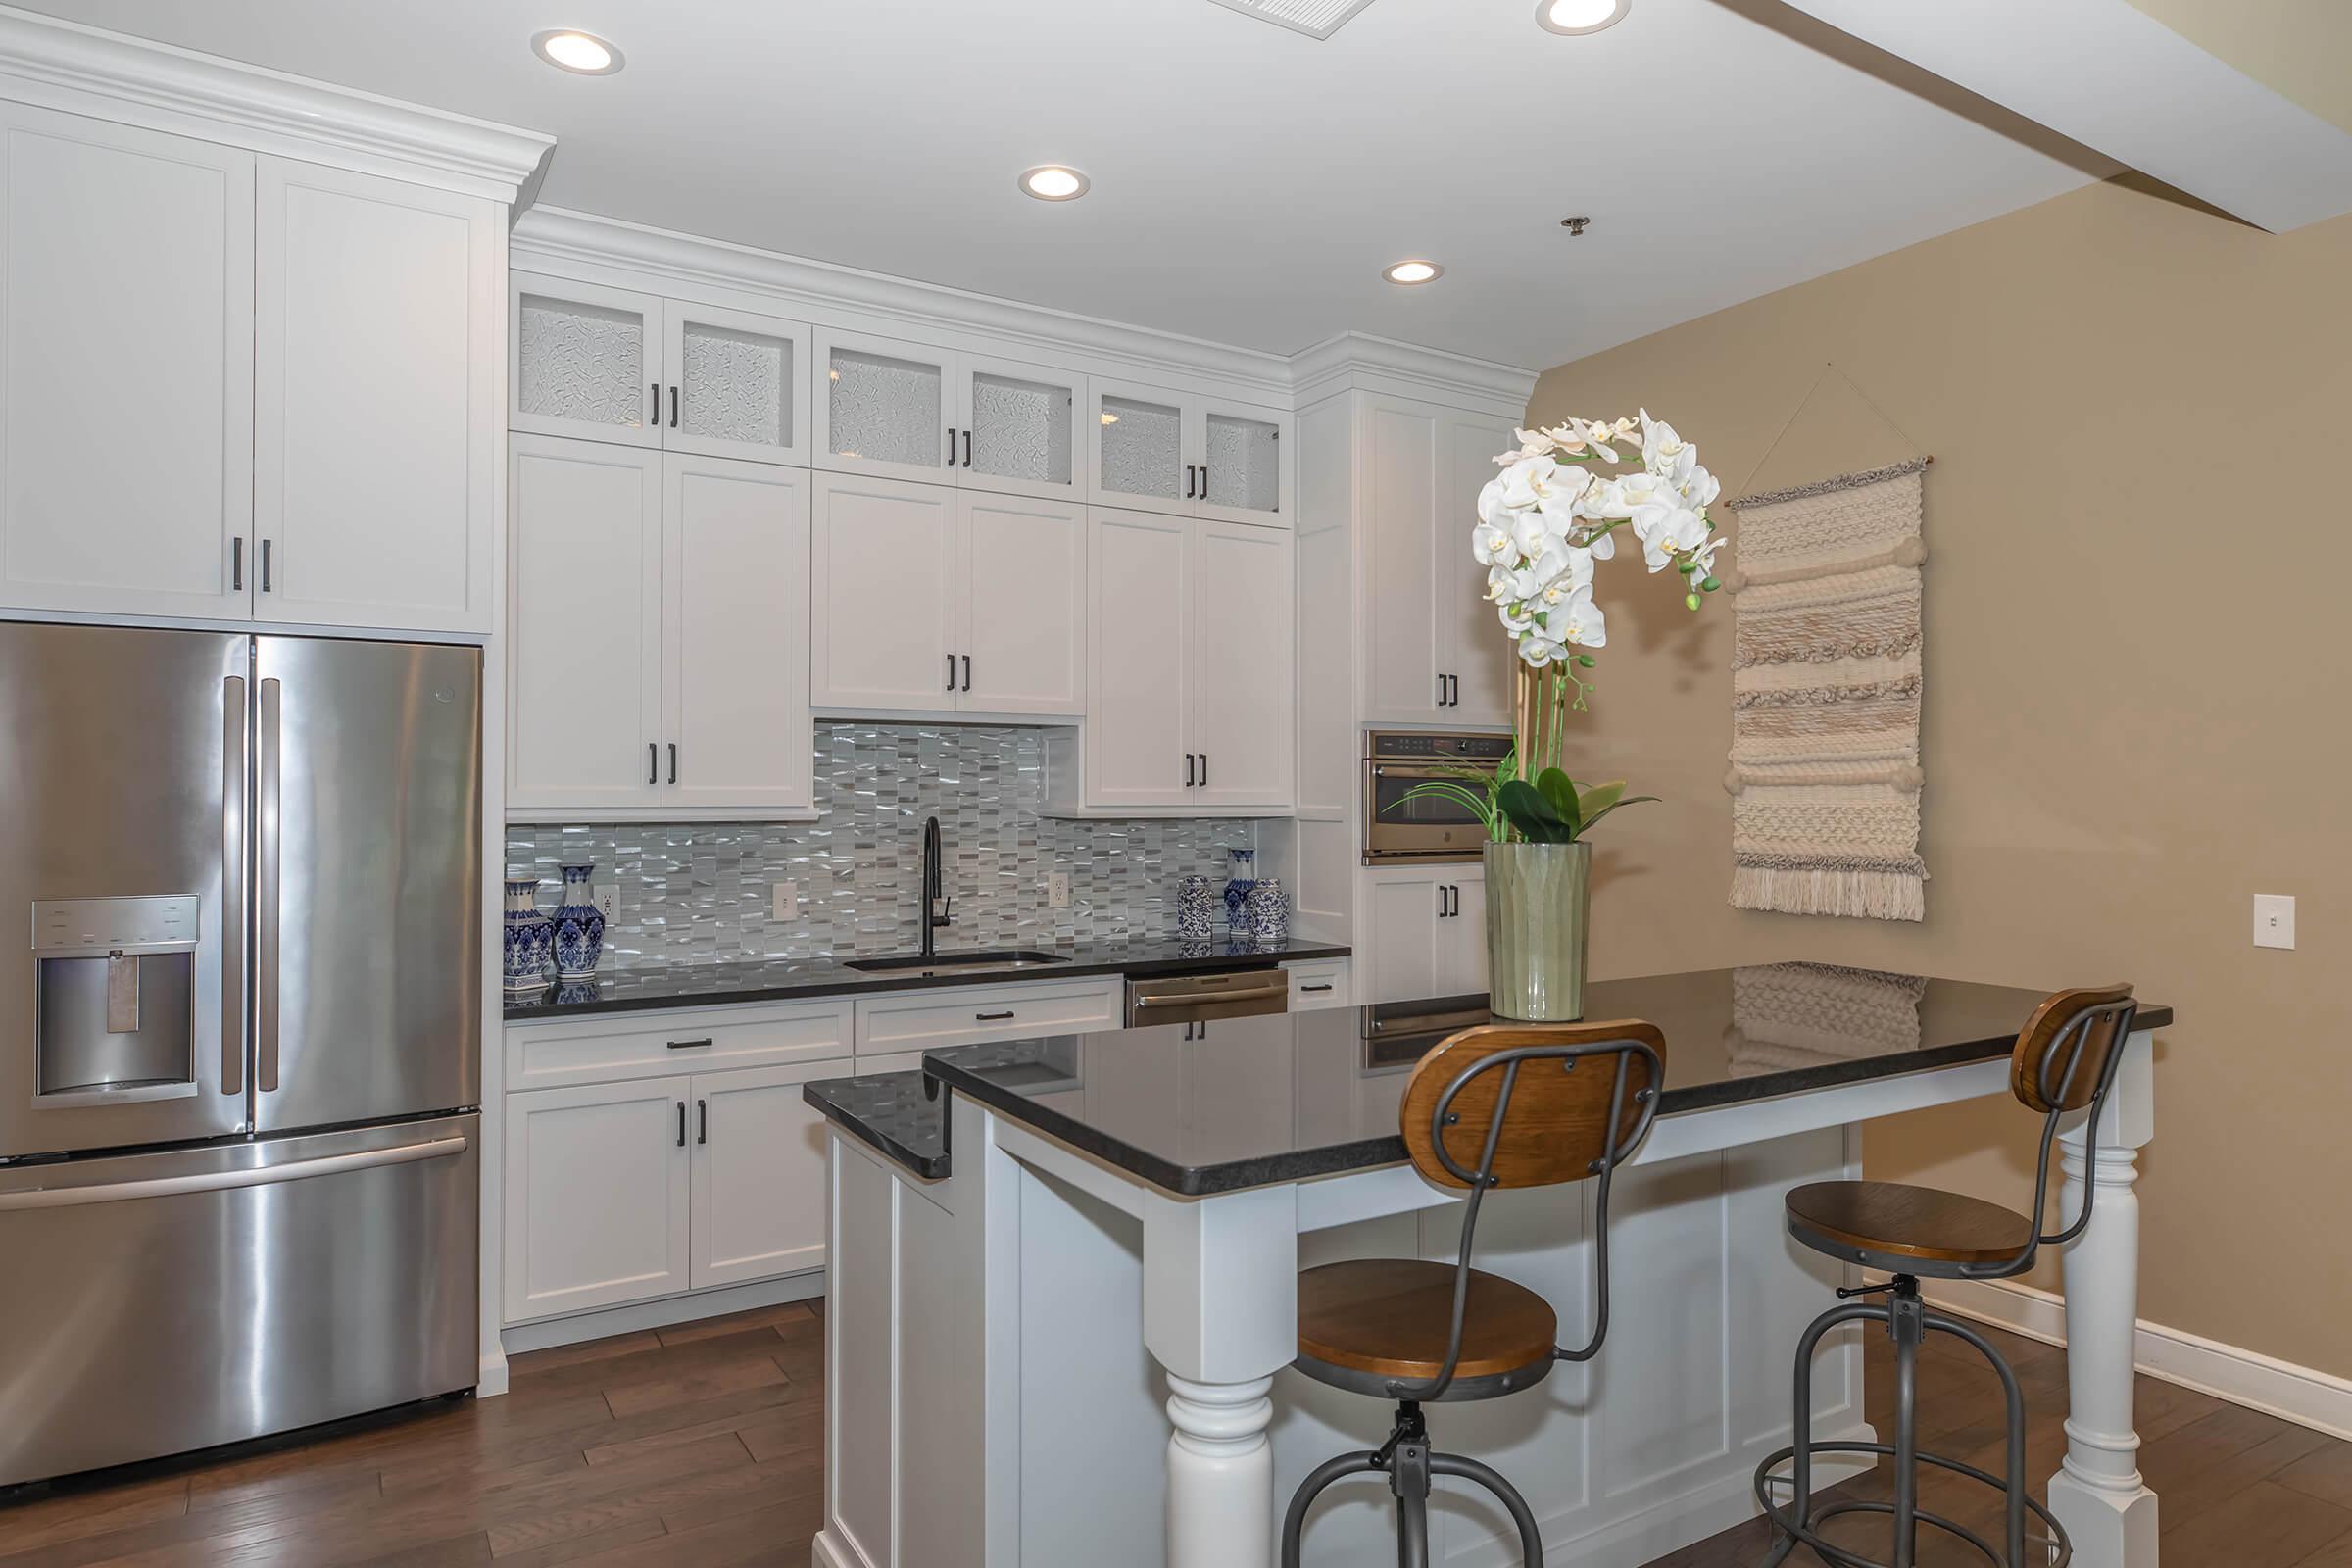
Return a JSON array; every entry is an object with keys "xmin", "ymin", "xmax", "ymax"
[
  {"xmin": 500, "ymin": 1271, "xmax": 824, "ymax": 1356},
  {"xmin": 476, "ymin": 1347, "xmax": 510, "ymax": 1399},
  {"xmin": 1918, "ymin": 1275, "xmax": 2352, "ymax": 1443},
  {"xmin": 809, "ymin": 1529, "xmax": 863, "ymax": 1568}
]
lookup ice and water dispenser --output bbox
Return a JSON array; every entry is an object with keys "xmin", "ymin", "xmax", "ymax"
[{"xmin": 30, "ymin": 895, "xmax": 200, "ymax": 1103}]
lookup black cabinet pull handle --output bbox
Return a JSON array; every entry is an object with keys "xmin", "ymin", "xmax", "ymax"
[
  {"xmin": 697, "ymin": 1099, "xmax": 708, "ymax": 1146},
  {"xmin": 947, "ymin": 425, "xmax": 956, "ymax": 466},
  {"xmin": 1185, "ymin": 753, "xmax": 1195, "ymax": 787},
  {"xmin": 675, "ymin": 1102, "xmax": 686, "ymax": 1148},
  {"xmin": 668, "ymin": 386, "xmax": 680, "ymax": 428},
  {"xmin": 667, "ymin": 743, "xmax": 678, "ymax": 785},
  {"xmin": 1200, "ymin": 463, "xmax": 1210, "ymax": 500},
  {"xmin": 1301, "ymin": 983, "xmax": 1334, "ymax": 994},
  {"xmin": 648, "ymin": 742, "xmax": 658, "ymax": 784},
  {"xmin": 260, "ymin": 539, "xmax": 273, "ymax": 593},
  {"xmin": 1199, "ymin": 753, "xmax": 1208, "ymax": 788},
  {"xmin": 1438, "ymin": 673, "xmax": 1446, "ymax": 708},
  {"xmin": 961, "ymin": 429, "xmax": 973, "ymax": 468},
  {"xmin": 666, "ymin": 1037, "xmax": 712, "ymax": 1051},
  {"xmin": 650, "ymin": 382, "xmax": 659, "ymax": 426},
  {"xmin": 947, "ymin": 654, "xmax": 956, "ymax": 692},
  {"xmin": 1450, "ymin": 675, "xmax": 1461, "ymax": 706},
  {"xmin": 231, "ymin": 537, "xmax": 244, "ymax": 592},
  {"xmin": 975, "ymin": 1010, "xmax": 1016, "ymax": 1022},
  {"xmin": 960, "ymin": 654, "xmax": 971, "ymax": 692}
]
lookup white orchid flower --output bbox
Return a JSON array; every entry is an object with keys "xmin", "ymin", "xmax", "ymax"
[
  {"xmin": 1632, "ymin": 500, "xmax": 1709, "ymax": 571},
  {"xmin": 1499, "ymin": 455, "xmax": 1563, "ymax": 510},
  {"xmin": 1551, "ymin": 583, "xmax": 1607, "ymax": 648},
  {"xmin": 1476, "ymin": 475, "xmax": 1514, "ymax": 528},
  {"xmin": 1572, "ymin": 418, "xmax": 1621, "ymax": 463},
  {"xmin": 1530, "ymin": 543, "xmax": 1595, "ymax": 598},
  {"xmin": 1517, "ymin": 634, "xmax": 1567, "ymax": 668},
  {"xmin": 1586, "ymin": 525, "xmax": 1617, "ymax": 561},
  {"xmin": 1679, "ymin": 464, "xmax": 1721, "ymax": 510},
  {"xmin": 1507, "ymin": 507, "xmax": 1558, "ymax": 562},
  {"xmin": 1472, "ymin": 523, "xmax": 1515, "ymax": 566},
  {"xmin": 1686, "ymin": 534, "xmax": 1727, "ymax": 581},
  {"xmin": 1640, "ymin": 409, "xmax": 1690, "ymax": 472}
]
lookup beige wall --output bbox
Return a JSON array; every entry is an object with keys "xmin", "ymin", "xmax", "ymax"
[
  {"xmin": 1528, "ymin": 175, "xmax": 2352, "ymax": 1377},
  {"xmin": 2124, "ymin": 0, "xmax": 2352, "ymax": 133}
]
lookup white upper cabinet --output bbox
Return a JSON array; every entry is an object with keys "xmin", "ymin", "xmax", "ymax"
[
  {"xmin": 1362, "ymin": 395, "xmax": 1515, "ymax": 726},
  {"xmin": 662, "ymin": 455, "xmax": 815, "ymax": 813},
  {"xmin": 810, "ymin": 471, "xmax": 958, "ymax": 711},
  {"xmin": 960, "ymin": 351, "xmax": 1086, "ymax": 502},
  {"xmin": 0, "ymin": 104, "xmax": 255, "ymax": 621},
  {"xmin": 1078, "ymin": 506, "xmax": 1295, "ymax": 811},
  {"xmin": 511, "ymin": 272, "xmax": 664, "ymax": 448},
  {"xmin": 665, "ymin": 301, "xmax": 812, "ymax": 466},
  {"xmin": 814, "ymin": 327, "xmax": 957, "ymax": 485},
  {"xmin": 1363, "ymin": 867, "xmax": 1486, "ymax": 1004},
  {"xmin": 811, "ymin": 473, "xmax": 1085, "ymax": 719},
  {"xmin": 514, "ymin": 273, "xmax": 812, "ymax": 467},
  {"xmin": 254, "ymin": 158, "xmax": 501, "ymax": 633},
  {"xmin": 509, "ymin": 435, "xmax": 664, "ymax": 816},
  {"xmin": 1090, "ymin": 377, "xmax": 1290, "ymax": 528}
]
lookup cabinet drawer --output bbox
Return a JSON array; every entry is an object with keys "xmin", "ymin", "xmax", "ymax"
[
  {"xmin": 855, "ymin": 977, "xmax": 1123, "ymax": 1054},
  {"xmin": 507, "ymin": 999, "xmax": 855, "ymax": 1090},
  {"xmin": 1285, "ymin": 958, "xmax": 1352, "ymax": 1010}
]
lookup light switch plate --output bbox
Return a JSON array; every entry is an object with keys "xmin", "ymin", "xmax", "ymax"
[
  {"xmin": 2254, "ymin": 893, "xmax": 2295, "ymax": 950},
  {"xmin": 1047, "ymin": 871, "xmax": 1071, "ymax": 909},
  {"xmin": 594, "ymin": 886, "xmax": 618, "ymax": 924},
  {"xmin": 772, "ymin": 881, "xmax": 798, "ymax": 923}
]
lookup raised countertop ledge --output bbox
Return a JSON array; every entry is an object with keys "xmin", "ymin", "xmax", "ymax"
[
  {"xmin": 502, "ymin": 936, "xmax": 1351, "ymax": 1021},
  {"xmin": 806, "ymin": 967, "xmax": 2176, "ymax": 1193}
]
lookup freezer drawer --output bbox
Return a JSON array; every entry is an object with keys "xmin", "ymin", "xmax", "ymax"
[{"xmin": 0, "ymin": 1113, "xmax": 477, "ymax": 1486}]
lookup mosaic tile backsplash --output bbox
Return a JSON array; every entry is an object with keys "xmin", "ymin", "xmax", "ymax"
[{"xmin": 507, "ymin": 723, "xmax": 1263, "ymax": 969}]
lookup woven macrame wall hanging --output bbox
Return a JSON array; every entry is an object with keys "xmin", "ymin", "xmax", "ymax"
[{"xmin": 1725, "ymin": 458, "xmax": 1928, "ymax": 920}]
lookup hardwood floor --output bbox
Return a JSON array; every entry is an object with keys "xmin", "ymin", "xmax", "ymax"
[{"xmin": 3, "ymin": 1303, "xmax": 2348, "ymax": 1566}]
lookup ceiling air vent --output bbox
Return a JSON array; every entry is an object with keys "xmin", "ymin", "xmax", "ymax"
[{"xmin": 1203, "ymin": 0, "xmax": 1382, "ymax": 40}]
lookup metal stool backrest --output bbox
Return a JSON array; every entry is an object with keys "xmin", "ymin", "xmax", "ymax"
[
  {"xmin": 1965, "ymin": 983, "xmax": 2139, "ymax": 1279},
  {"xmin": 1391, "ymin": 1021, "xmax": 1667, "ymax": 1399}
]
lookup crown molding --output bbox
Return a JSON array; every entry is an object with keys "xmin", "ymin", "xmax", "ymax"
[
  {"xmin": 1288, "ymin": 331, "xmax": 1538, "ymax": 419},
  {"xmin": 513, "ymin": 206, "xmax": 1300, "ymax": 405},
  {"xmin": 0, "ymin": 6, "xmax": 553, "ymax": 203}
]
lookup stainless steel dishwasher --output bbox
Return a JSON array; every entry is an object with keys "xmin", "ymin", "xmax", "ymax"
[{"xmin": 1124, "ymin": 967, "xmax": 1292, "ymax": 1027}]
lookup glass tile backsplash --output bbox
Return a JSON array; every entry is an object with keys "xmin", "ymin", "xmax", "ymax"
[{"xmin": 507, "ymin": 723, "xmax": 1260, "ymax": 968}]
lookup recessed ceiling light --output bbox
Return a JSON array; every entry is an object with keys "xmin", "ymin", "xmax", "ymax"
[
  {"xmin": 1536, "ymin": 0, "xmax": 1631, "ymax": 35},
  {"xmin": 1019, "ymin": 166, "xmax": 1090, "ymax": 202},
  {"xmin": 1382, "ymin": 260, "xmax": 1442, "ymax": 285},
  {"xmin": 532, "ymin": 29, "xmax": 623, "ymax": 74}
]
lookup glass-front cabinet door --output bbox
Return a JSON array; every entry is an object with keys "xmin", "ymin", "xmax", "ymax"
[
  {"xmin": 1192, "ymin": 398, "xmax": 1290, "ymax": 527},
  {"xmin": 812, "ymin": 326, "xmax": 963, "ymax": 485},
  {"xmin": 511, "ymin": 272, "xmax": 665, "ymax": 449},
  {"xmin": 663, "ymin": 302, "xmax": 810, "ymax": 466},
  {"xmin": 1089, "ymin": 377, "xmax": 1188, "ymax": 511},
  {"xmin": 960, "ymin": 353, "xmax": 1085, "ymax": 501}
]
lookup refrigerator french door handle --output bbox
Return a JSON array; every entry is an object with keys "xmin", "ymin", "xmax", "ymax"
[
  {"xmin": 256, "ymin": 676, "xmax": 282, "ymax": 1095},
  {"xmin": 0, "ymin": 1135, "xmax": 469, "ymax": 1211},
  {"xmin": 222, "ymin": 674, "xmax": 248, "ymax": 1098}
]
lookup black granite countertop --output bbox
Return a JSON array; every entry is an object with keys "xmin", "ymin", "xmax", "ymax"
[
  {"xmin": 803, "ymin": 965, "xmax": 2174, "ymax": 1196},
  {"xmin": 503, "ymin": 936, "xmax": 1351, "ymax": 1020}
]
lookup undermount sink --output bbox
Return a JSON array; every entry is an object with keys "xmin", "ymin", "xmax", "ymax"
[{"xmin": 844, "ymin": 950, "xmax": 1071, "ymax": 974}]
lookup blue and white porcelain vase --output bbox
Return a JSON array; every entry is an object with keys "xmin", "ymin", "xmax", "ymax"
[
  {"xmin": 552, "ymin": 863, "xmax": 606, "ymax": 981},
  {"xmin": 502, "ymin": 877, "xmax": 553, "ymax": 994},
  {"xmin": 1221, "ymin": 849, "xmax": 1256, "ymax": 934},
  {"xmin": 1176, "ymin": 875, "xmax": 1215, "ymax": 943},
  {"xmin": 1245, "ymin": 879, "xmax": 1289, "ymax": 947}
]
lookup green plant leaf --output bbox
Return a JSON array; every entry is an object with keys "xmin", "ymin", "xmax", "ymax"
[
  {"xmin": 1496, "ymin": 779, "xmax": 1575, "ymax": 843},
  {"xmin": 1577, "ymin": 781, "xmax": 1626, "ymax": 821},
  {"xmin": 1577, "ymin": 794, "xmax": 1660, "ymax": 835},
  {"xmin": 1534, "ymin": 768, "xmax": 1583, "ymax": 835}
]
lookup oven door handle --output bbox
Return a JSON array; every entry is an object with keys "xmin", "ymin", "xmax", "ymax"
[{"xmin": 1130, "ymin": 979, "xmax": 1290, "ymax": 1011}]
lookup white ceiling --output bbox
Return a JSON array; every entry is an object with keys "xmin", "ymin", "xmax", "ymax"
[{"xmin": 18, "ymin": 0, "xmax": 2109, "ymax": 368}]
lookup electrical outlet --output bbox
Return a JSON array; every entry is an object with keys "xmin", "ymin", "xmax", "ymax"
[
  {"xmin": 2254, "ymin": 893, "xmax": 2295, "ymax": 950},
  {"xmin": 594, "ymin": 885, "xmax": 618, "ymax": 924},
  {"xmin": 771, "ymin": 880, "xmax": 798, "ymax": 923},
  {"xmin": 1047, "ymin": 870, "xmax": 1072, "ymax": 909}
]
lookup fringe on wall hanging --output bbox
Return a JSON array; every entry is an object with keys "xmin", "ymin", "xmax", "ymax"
[
  {"xmin": 1722, "ymin": 961, "xmax": 1929, "ymax": 1077},
  {"xmin": 1724, "ymin": 456, "xmax": 1929, "ymax": 920}
]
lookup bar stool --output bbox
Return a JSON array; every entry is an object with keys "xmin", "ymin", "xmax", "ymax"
[
  {"xmin": 1280, "ymin": 1020, "xmax": 1667, "ymax": 1568},
  {"xmin": 1752, "ymin": 984, "xmax": 2140, "ymax": 1568}
]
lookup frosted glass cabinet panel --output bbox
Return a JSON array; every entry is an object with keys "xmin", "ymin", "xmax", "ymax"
[
  {"xmin": 814, "ymin": 327, "xmax": 956, "ymax": 484},
  {"xmin": 1091, "ymin": 379, "xmax": 1187, "ymax": 508},
  {"xmin": 511, "ymin": 272, "xmax": 663, "ymax": 448},
  {"xmin": 962, "ymin": 351, "xmax": 1085, "ymax": 501},
  {"xmin": 1198, "ymin": 406, "xmax": 1284, "ymax": 524},
  {"xmin": 666, "ymin": 303, "xmax": 810, "ymax": 466}
]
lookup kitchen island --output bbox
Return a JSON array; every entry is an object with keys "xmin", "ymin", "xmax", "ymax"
[{"xmin": 804, "ymin": 965, "xmax": 2170, "ymax": 1568}]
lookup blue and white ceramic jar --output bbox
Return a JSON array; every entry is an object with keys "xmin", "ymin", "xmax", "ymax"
[
  {"xmin": 1176, "ymin": 875, "xmax": 1215, "ymax": 943},
  {"xmin": 1245, "ymin": 879, "xmax": 1289, "ymax": 947},
  {"xmin": 503, "ymin": 877, "xmax": 553, "ymax": 994},
  {"xmin": 1222, "ymin": 848, "xmax": 1256, "ymax": 933},
  {"xmin": 553, "ymin": 863, "xmax": 606, "ymax": 980}
]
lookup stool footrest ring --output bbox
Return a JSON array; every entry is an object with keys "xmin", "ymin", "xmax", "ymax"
[{"xmin": 1751, "ymin": 1440, "xmax": 2070, "ymax": 1568}]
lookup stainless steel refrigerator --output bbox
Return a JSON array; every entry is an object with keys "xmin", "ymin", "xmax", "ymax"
[{"xmin": 0, "ymin": 623, "xmax": 482, "ymax": 1487}]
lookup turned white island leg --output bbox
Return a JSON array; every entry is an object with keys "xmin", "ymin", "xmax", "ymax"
[
  {"xmin": 1143, "ymin": 1183, "xmax": 1300, "ymax": 1568},
  {"xmin": 2047, "ymin": 1028, "xmax": 2160, "ymax": 1568}
]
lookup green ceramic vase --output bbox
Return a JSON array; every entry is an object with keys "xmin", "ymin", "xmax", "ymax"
[{"xmin": 1483, "ymin": 840, "xmax": 1591, "ymax": 1021}]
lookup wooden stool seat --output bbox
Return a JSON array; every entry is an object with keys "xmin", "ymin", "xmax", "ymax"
[
  {"xmin": 1294, "ymin": 1259, "xmax": 1558, "ymax": 1401},
  {"xmin": 1785, "ymin": 1179, "xmax": 2035, "ymax": 1275}
]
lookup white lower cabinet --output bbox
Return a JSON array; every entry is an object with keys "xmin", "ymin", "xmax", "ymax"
[
  {"xmin": 1283, "ymin": 957, "xmax": 1352, "ymax": 1009},
  {"xmin": 504, "ymin": 1074, "xmax": 695, "ymax": 1323},
  {"xmin": 1362, "ymin": 867, "xmax": 1486, "ymax": 1003},
  {"xmin": 691, "ymin": 1061, "xmax": 837, "ymax": 1290}
]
